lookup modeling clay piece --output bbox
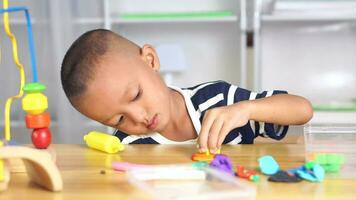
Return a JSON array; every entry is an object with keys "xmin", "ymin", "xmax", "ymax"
[
  {"xmin": 314, "ymin": 153, "xmax": 345, "ymax": 173},
  {"xmin": 84, "ymin": 131, "xmax": 124, "ymax": 154},
  {"xmin": 191, "ymin": 152, "xmax": 215, "ymax": 162},
  {"xmin": 236, "ymin": 166, "xmax": 260, "ymax": 182},
  {"xmin": 192, "ymin": 161, "xmax": 209, "ymax": 169},
  {"xmin": 295, "ymin": 164, "xmax": 325, "ymax": 182},
  {"xmin": 268, "ymin": 170, "xmax": 302, "ymax": 183},
  {"xmin": 258, "ymin": 155, "xmax": 279, "ymax": 175},
  {"xmin": 287, "ymin": 166, "xmax": 305, "ymax": 175},
  {"xmin": 312, "ymin": 164, "xmax": 325, "ymax": 181},
  {"xmin": 112, "ymin": 162, "xmax": 147, "ymax": 171},
  {"xmin": 209, "ymin": 154, "xmax": 234, "ymax": 175}
]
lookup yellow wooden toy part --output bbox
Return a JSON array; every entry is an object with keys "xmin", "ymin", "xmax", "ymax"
[{"xmin": 22, "ymin": 93, "xmax": 48, "ymax": 115}]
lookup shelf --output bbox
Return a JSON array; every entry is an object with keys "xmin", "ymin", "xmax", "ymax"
[
  {"xmin": 262, "ymin": 14, "xmax": 356, "ymax": 22},
  {"xmin": 111, "ymin": 11, "xmax": 238, "ymax": 24},
  {"xmin": 310, "ymin": 111, "xmax": 356, "ymax": 124},
  {"xmin": 261, "ymin": 0, "xmax": 356, "ymax": 22},
  {"xmin": 313, "ymin": 103, "xmax": 356, "ymax": 112},
  {"xmin": 73, "ymin": 16, "xmax": 238, "ymax": 25},
  {"xmin": 274, "ymin": 0, "xmax": 356, "ymax": 11},
  {"xmin": 112, "ymin": 16, "xmax": 238, "ymax": 23}
]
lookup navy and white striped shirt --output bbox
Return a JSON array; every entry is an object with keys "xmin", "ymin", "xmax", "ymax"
[{"xmin": 114, "ymin": 81, "xmax": 288, "ymax": 144}]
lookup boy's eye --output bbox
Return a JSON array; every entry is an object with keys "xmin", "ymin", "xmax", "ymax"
[
  {"xmin": 115, "ymin": 116, "xmax": 124, "ymax": 126},
  {"xmin": 133, "ymin": 87, "xmax": 142, "ymax": 101}
]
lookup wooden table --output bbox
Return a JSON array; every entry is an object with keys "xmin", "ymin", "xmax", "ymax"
[{"xmin": 1, "ymin": 144, "xmax": 355, "ymax": 199}]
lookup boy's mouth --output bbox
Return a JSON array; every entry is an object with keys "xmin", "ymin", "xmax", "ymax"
[{"xmin": 147, "ymin": 114, "xmax": 158, "ymax": 130}]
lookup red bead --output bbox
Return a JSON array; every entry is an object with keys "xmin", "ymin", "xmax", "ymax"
[
  {"xmin": 25, "ymin": 112, "xmax": 51, "ymax": 129},
  {"xmin": 32, "ymin": 128, "xmax": 52, "ymax": 149}
]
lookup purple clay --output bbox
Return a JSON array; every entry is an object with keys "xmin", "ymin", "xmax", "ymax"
[{"xmin": 209, "ymin": 154, "xmax": 234, "ymax": 175}]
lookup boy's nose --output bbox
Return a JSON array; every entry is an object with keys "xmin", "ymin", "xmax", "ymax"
[{"xmin": 126, "ymin": 107, "xmax": 147, "ymax": 125}]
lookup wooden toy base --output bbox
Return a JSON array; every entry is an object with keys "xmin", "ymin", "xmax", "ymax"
[
  {"xmin": 0, "ymin": 161, "xmax": 10, "ymax": 191},
  {"xmin": 0, "ymin": 146, "xmax": 62, "ymax": 192},
  {"xmin": 9, "ymin": 146, "xmax": 57, "ymax": 173}
]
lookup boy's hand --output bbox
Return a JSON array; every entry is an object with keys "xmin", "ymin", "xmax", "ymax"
[{"xmin": 197, "ymin": 101, "xmax": 251, "ymax": 153}]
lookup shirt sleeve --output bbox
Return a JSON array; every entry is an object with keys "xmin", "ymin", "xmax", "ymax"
[{"xmin": 226, "ymin": 82, "xmax": 289, "ymax": 140}]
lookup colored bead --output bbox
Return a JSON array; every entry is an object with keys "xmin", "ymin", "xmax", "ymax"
[
  {"xmin": 25, "ymin": 112, "xmax": 51, "ymax": 129},
  {"xmin": 22, "ymin": 93, "xmax": 48, "ymax": 115},
  {"xmin": 32, "ymin": 128, "xmax": 52, "ymax": 149},
  {"xmin": 23, "ymin": 82, "xmax": 46, "ymax": 93},
  {"xmin": 259, "ymin": 155, "xmax": 279, "ymax": 175}
]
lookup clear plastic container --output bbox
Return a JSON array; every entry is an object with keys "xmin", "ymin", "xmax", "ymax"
[
  {"xmin": 304, "ymin": 123, "xmax": 356, "ymax": 178},
  {"xmin": 127, "ymin": 164, "xmax": 255, "ymax": 200}
]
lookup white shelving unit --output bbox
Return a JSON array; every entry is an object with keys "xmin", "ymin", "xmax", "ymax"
[
  {"xmin": 102, "ymin": 0, "xmax": 247, "ymax": 88},
  {"xmin": 1, "ymin": 0, "xmax": 248, "ymax": 143},
  {"xmin": 254, "ymin": 0, "xmax": 356, "ymax": 124}
]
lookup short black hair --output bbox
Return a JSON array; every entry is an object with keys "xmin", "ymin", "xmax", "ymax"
[{"xmin": 60, "ymin": 29, "xmax": 114, "ymax": 100}]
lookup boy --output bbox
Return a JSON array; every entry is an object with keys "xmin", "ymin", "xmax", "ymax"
[{"xmin": 61, "ymin": 29, "xmax": 313, "ymax": 153}]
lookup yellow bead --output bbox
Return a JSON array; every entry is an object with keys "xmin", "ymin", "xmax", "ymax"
[{"xmin": 22, "ymin": 93, "xmax": 48, "ymax": 115}]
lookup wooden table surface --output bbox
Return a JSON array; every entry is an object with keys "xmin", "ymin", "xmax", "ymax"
[{"xmin": 1, "ymin": 144, "xmax": 355, "ymax": 200}]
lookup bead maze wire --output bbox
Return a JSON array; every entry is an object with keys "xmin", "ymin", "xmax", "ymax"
[{"xmin": 1, "ymin": 0, "xmax": 39, "ymax": 141}]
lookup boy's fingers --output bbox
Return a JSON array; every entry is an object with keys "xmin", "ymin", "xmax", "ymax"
[
  {"xmin": 198, "ymin": 113, "xmax": 215, "ymax": 152},
  {"xmin": 217, "ymin": 123, "xmax": 231, "ymax": 148},
  {"xmin": 207, "ymin": 119, "xmax": 223, "ymax": 153}
]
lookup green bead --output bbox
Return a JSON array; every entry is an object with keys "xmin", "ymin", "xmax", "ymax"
[{"xmin": 23, "ymin": 82, "xmax": 46, "ymax": 93}]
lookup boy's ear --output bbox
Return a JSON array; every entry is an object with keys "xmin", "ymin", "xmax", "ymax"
[{"xmin": 140, "ymin": 44, "xmax": 160, "ymax": 72}]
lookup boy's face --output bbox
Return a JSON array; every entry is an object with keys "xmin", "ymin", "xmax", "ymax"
[{"xmin": 73, "ymin": 45, "xmax": 172, "ymax": 135}]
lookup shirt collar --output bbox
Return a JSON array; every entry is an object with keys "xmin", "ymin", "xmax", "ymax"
[{"xmin": 168, "ymin": 85, "xmax": 201, "ymax": 135}]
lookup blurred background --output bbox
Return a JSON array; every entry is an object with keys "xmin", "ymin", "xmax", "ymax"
[{"xmin": 1, "ymin": 0, "xmax": 356, "ymax": 144}]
